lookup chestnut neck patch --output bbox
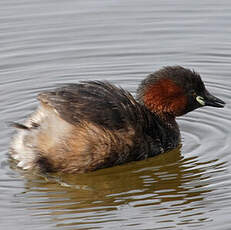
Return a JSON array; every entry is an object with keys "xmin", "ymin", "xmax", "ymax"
[{"xmin": 143, "ymin": 78, "xmax": 187, "ymax": 118}]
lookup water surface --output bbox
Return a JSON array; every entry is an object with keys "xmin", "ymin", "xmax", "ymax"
[{"xmin": 0, "ymin": 0, "xmax": 231, "ymax": 229}]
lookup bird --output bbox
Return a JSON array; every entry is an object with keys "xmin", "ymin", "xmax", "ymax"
[{"xmin": 10, "ymin": 66, "xmax": 225, "ymax": 173}]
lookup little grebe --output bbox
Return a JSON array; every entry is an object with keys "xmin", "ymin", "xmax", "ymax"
[{"xmin": 10, "ymin": 66, "xmax": 225, "ymax": 173}]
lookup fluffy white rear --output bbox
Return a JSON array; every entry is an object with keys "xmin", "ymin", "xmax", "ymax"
[
  {"xmin": 10, "ymin": 106, "xmax": 48, "ymax": 170},
  {"xmin": 10, "ymin": 104, "xmax": 73, "ymax": 170}
]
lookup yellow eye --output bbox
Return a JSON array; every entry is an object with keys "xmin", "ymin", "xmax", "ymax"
[{"xmin": 196, "ymin": 96, "xmax": 205, "ymax": 106}]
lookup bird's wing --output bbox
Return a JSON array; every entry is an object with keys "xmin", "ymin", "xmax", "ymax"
[{"xmin": 38, "ymin": 81, "xmax": 144, "ymax": 130}]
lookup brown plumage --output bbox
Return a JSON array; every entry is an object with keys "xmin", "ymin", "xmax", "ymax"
[{"xmin": 10, "ymin": 66, "xmax": 225, "ymax": 173}]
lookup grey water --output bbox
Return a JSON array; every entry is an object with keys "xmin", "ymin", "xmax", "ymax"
[{"xmin": 0, "ymin": 0, "xmax": 231, "ymax": 229}]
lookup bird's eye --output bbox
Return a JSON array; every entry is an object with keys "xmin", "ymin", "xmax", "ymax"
[
  {"xmin": 189, "ymin": 90, "xmax": 197, "ymax": 97},
  {"xmin": 196, "ymin": 96, "xmax": 205, "ymax": 106},
  {"xmin": 192, "ymin": 91, "xmax": 197, "ymax": 97}
]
